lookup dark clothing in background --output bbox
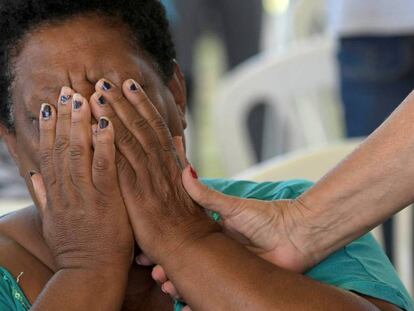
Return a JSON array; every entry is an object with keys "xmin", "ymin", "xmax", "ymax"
[
  {"xmin": 173, "ymin": 0, "xmax": 263, "ymax": 108},
  {"xmin": 339, "ymin": 36, "xmax": 414, "ymax": 137},
  {"xmin": 174, "ymin": 0, "xmax": 263, "ymax": 72}
]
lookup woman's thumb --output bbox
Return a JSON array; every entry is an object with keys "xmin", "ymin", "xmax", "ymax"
[
  {"xmin": 29, "ymin": 171, "xmax": 47, "ymax": 216},
  {"xmin": 182, "ymin": 165, "xmax": 241, "ymax": 218}
]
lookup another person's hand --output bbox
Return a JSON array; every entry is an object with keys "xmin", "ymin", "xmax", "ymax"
[
  {"xmin": 90, "ymin": 78, "xmax": 220, "ymax": 264},
  {"xmin": 180, "ymin": 172, "xmax": 316, "ymax": 272},
  {"xmin": 30, "ymin": 88, "xmax": 134, "ymax": 273},
  {"xmin": 149, "ymin": 171, "xmax": 317, "ymax": 301}
]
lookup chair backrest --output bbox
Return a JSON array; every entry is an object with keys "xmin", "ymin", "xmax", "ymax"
[
  {"xmin": 0, "ymin": 200, "xmax": 32, "ymax": 217},
  {"xmin": 233, "ymin": 138, "xmax": 363, "ymax": 182},
  {"xmin": 233, "ymin": 140, "xmax": 413, "ymax": 294},
  {"xmin": 212, "ymin": 37, "xmax": 342, "ymax": 177}
]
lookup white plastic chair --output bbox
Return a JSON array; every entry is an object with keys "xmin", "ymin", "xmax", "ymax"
[
  {"xmin": 234, "ymin": 138, "xmax": 362, "ymax": 182},
  {"xmin": 0, "ymin": 200, "xmax": 32, "ymax": 217},
  {"xmin": 234, "ymin": 140, "xmax": 413, "ymax": 294},
  {"xmin": 212, "ymin": 37, "xmax": 342, "ymax": 177}
]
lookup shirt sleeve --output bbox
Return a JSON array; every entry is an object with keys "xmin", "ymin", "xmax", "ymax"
[
  {"xmin": 0, "ymin": 268, "xmax": 31, "ymax": 310},
  {"xmin": 306, "ymin": 234, "xmax": 414, "ymax": 311}
]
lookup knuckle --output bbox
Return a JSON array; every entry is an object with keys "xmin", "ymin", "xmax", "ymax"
[
  {"xmin": 69, "ymin": 143, "xmax": 85, "ymax": 161},
  {"xmin": 147, "ymin": 143, "xmax": 160, "ymax": 154},
  {"xmin": 97, "ymin": 132, "xmax": 112, "ymax": 145},
  {"xmin": 111, "ymin": 93, "xmax": 126, "ymax": 106},
  {"xmin": 116, "ymin": 155, "xmax": 130, "ymax": 173},
  {"xmin": 39, "ymin": 149, "xmax": 53, "ymax": 165},
  {"xmin": 54, "ymin": 136, "xmax": 70, "ymax": 154},
  {"xmin": 70, "ymin": 117, "xmax": 83, "ymax": 126},
  {"xmin": 149, "ymin": 117, "xmax": 167, "ymax": 130},
  {"xmin": 131, "ymin": 117, "xmax": 149, "ymax": 132},
  {"xmin": 93, "ymin": 156, "xmax": 111, "ymax": 173},
  {"xmin": 117, "ymin": 129, "xmax": 136, "ymax": 148},
  {"xmin": 57, "ymin": 111, "xmax": 71, "ymax": 121}
]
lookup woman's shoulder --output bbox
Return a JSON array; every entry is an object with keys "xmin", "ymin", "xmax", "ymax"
[{"xmin": 0, "ymin": 207, "xmax": 53, "ymax": 305}]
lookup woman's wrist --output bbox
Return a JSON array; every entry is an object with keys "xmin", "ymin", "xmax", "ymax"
[
  {"xmin": 32, "ymin": 266, "xmax": 129, "ymax": 310},
  {"xmin": 294, "ymin": 186, "xmax": 363, "ymax": 266},
  {"xmin": 156, "ymin": 220, "xmax": 222, "ymax": 269}
]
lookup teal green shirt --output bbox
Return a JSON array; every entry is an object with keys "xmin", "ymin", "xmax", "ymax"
[{"xmin": 1, "ymin": 179, "xmax": 413, "ymax": 310}]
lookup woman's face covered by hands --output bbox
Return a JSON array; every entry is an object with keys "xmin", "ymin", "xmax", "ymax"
[{"xmin": 3, "ymin": 13, "xmax": 187, "ymax": 184}]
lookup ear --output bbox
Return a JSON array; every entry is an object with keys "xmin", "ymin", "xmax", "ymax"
[
  {"xmin": 0, "ymin": 125, "xmax": 19, "ymax": 166},
  {"xmin": 168, "ymin": 61, "xmax": 187, "ymax": 130}
]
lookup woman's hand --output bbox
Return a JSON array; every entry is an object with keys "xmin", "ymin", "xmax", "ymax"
[
  {"xmin": 89, "ymin": 78, "xmax": 220, "ymax": 264},
  {"xmin": 31, "ymin": 87, "xmax": 134, "ymax": 272},
  {"xmin": 180, "ymin": 172, "xmax": 315, "ymax": 272}
]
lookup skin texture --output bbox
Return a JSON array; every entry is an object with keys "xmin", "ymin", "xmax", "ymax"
[{"xmin": 0, "ymin": 14, "xmax": 401, "ymax": 311}]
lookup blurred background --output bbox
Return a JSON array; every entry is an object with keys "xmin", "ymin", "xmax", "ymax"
[{"xmin": 1, "ymin": 0, "xmax": 414, "ymax": 295}]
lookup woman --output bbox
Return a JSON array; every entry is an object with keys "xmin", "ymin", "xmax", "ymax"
[{"xmin": 0, "ymin": 0, "xmax": 411, "ymax": 310}]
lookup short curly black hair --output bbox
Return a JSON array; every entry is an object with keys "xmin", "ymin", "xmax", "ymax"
[{"xmin": 0, "ymin": 0, "xmax": 176, "ymax": 129}]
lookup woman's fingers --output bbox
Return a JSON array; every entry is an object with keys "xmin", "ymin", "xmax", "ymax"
[
  {"xmin": 96, "ymin": 78, "xmax": 162, "ymax": 157},
  {"xmin": 122, "ymin": 79, "xmax": 173, "ymax": 153},
  {"xmin": 54, "ymin": 87, "xmax": 74, "ymax": 186},
  {"xmin": 69, "ymin": 94, "xmax": 93, "ymax": 186},
  {"xmin": 151, "ymin": 264, "xmax": 183, "ymax": 300},
  {"xmin": 90, "ymin": 85, "xmax": 146, "ymax": 175},
  {"xmin": 182, "ymin": 166, "xmax": 243, "ymax": 218},
  {"xmin": 135, "ymin": 253, "xmax": 154, "ymax": 266},
  {"xmin": 39, "ymin": 103, "xmax": 57, "ymax": 189},
  {"xmin": 151, "ymin": 265, "xmax": 168, "ymax": 284},
  {"xmin": 162, "ymin": 281, "xmax": 181, "ymax": 300},
  {"xmin": 92, "ymin": 117, "xmax": 118, "ymax": 194},
  {"xmin": 152, "ymin": 265, "xmax": 184, "ymax": 300}
]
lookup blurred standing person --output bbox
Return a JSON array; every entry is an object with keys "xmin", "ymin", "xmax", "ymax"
[
  {"xmin": 172, "ymin": 0, "xmax": 263, "ymax": 111},
  {"xmin": 328, "ymin": 0, "xmax": 414, "ymax": 262}
]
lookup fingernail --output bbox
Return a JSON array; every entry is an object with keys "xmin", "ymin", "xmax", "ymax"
[
  {"xmin": 41, "ymin": 103, "xmax": 52, "ymax": 120},
  {"xmin": 128, "ymin": 79, "xmax": 139, "ymax": 92},
  {"xmin": 99, "ymin": 117, "xmax": 109, "ymax": 129},
  {"xmin": 72, "ymin": 94, "xmax": 82, "ymax": 111},
  {"xmin": 190, "ymin": 166, "xmax": 198, "ymax": 179},
  {"xmin": 135, "ymin": 257, "xmax": 142, "ymax": 265},
  {"xmin": 161, "ymin": 284, "xmax": 167, "ymax": 294},
  {"xmin": 101, "ymin": 80, "xmax": 112, "ymax": 91},
  {"xmin": 97, "ymin": 94, "xmax": 105, "ymax": 105},
  {"xmin": 60, "ymin": 87, "xmax": 72, "ymax": 105}
]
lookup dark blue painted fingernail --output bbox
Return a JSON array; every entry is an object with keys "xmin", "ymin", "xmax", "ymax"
[
  {"xmin": 41, "ymin": 104, "xmax": 52, "ymax": 120},
  {"xmin": 73, "ymin": 100, "xmax": 82, "ymax": 111},
  {"xmin": 60, "ymin": 87, "xmax": 72, "ymax": 105},
  {"xmin": 101, "ymin": 80, "xmax": 112, "ymax": 91},
  {"xmin": 99, "ymin": 117, "xmax": 109, "ymax": 129},
  {"xmin": 60, "ymin": 95, "xmax": 72, "ymax": 104},
  {"xmin": 98, "ymin": 95, "xmax": 105, "ymax": 105},
  {"xmin": 129, "ymin": 80, "xmax": 138, "ymax": 92},
  {"xmin": 72, "ymin": 94, "xmax": 83, "ymax": 110}
]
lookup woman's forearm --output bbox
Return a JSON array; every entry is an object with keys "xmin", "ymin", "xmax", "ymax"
[
  {"xmin": 31, "ymin": 267, "xmax": 128, "ymax": 310},
  {"xmin": 161, "ymin": 233, "xmax": 379, "ymax": 311},
  {"xmin": 298, "ymin": 92, "xmax": 414, "ymax": 264}
]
